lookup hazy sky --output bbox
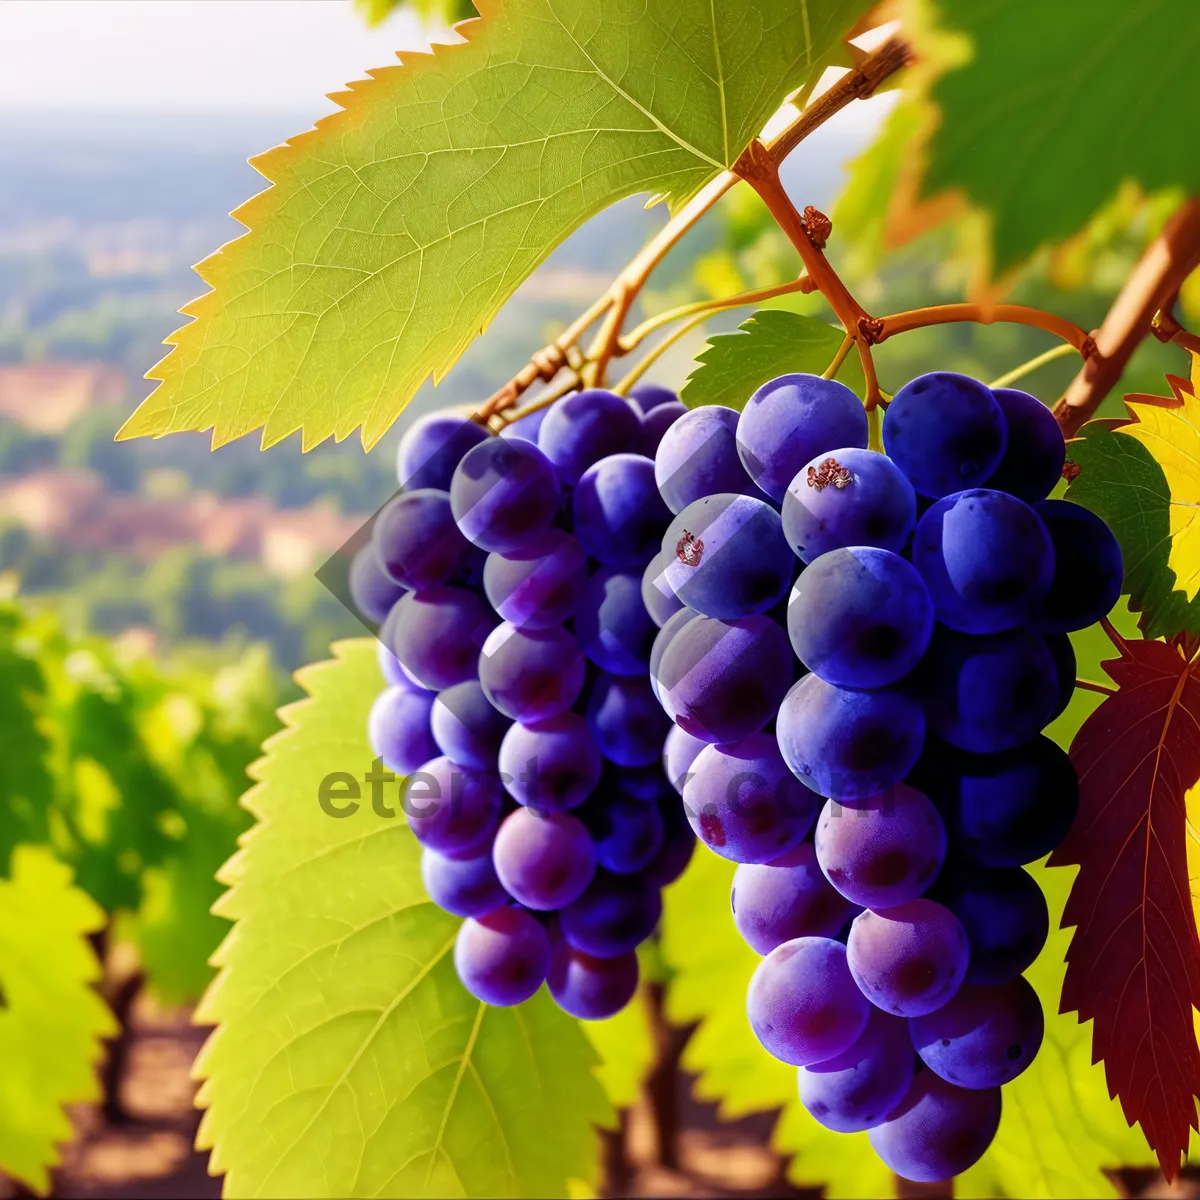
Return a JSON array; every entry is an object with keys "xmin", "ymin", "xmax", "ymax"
[{"xmin": 0, "ymin": 0, "xmax": 445, "ymax": 111}]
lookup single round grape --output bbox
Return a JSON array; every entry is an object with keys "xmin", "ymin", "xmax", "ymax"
[
  {"xmin": 655, "ymin": 405, "xmax": 756, "ymax": 513},
  {"xmin": 983, "ymin": 388, "xmax": 1066, "ymax": 501},
  {"xmin": 421, "ymin": 846, "xmax": 508, "ymax": 918},
  {"xmin": 367, "ymin": 683, "xmax": 439, "ymax": 774},
  {"xmin": 645, "ymin": 798, "xmax": 697, "ymax": 886},
  {"xmin": 389, "ymin": 586, "xmax": 497, "ymax": 691},
  {"xmin": 869, "ymin": 1071, "xmax": 1001, "ymax": 1183},
  {"xmin": 777, "ymin": 674, "xmax": 926, "ymax": 801},
  {"xmin": 648, "ymin": 607, "xmax": 696, "ymax": 702},
  {"xmin": 397, "ymin": 413, "xmax": 489, "ymax": 492},
  {"xmin": 628, "ymin": 382, "xmax": 679, "ymax": 414},
  {"xmin": 450, "ymin": 437, "xmax": 561, "ymax": 554},
  {"xmin": 548, "ymin": 943, "xmax": 639, "ymax": 1020},
  {"xmin": 939, "ymin": 866, "xmax": 1049, "ymax": 986},
  {"xmin": 663, "ymin": 723, "xmax": 707, "ymax": 795},
  {"xmin": 372, "ymin": 488, "xmax": 473, "ymax": 591},
  {"xmin": 580, "ymin": 793, "xmax": 664, "ymax": 874},
  {"xmin": 430, "ymin": 680, "xmax": 510, "ymax": 771},
  {"xmin": 479, "ymin": 622, "xmax": 585, "ymax": 722},
  {"xmin": 640, "ymin": 400, "xmax": 688, "ymax": 457},
  {"xmin": 454, "ymin": 908, "xmax": 550, "ymax": 1006},
  {"xmin": 498, "ymin": 405, "xmax": 549, "ymax": 445},
  {"xmin": 782, "ymin": 446, "xmax": 917, "ymax": 563},
  {"xmin": 483, "ymin": 529, "xmax": 587, "ymax": 628},
  {"xmin": 575, "ymin": 567, "xmax": 658, "ymax": 676},
  {"xmin": 919, "ymin": 625, "xmax": 1058, "ymax": 754},
  {"xmin": 787, "ymin": 548, "xmax": 933, "ymax": 688},
  {"xmin": 1031, "ymin": 499, "xmax": 1123, "ymax": 632},
  {"xmin": 883, "ymin": 372, "xmax": 1007, "ymax": 498},
  {"xmin": 641, "ymin": 552, "xmax": 686, "ymax": 627},
  {"xmin": 737, "ymin": 374, "xmax": 869, "ymax": 502},
  {"xmin": 683, "ymin": 734, "xmax": 820, "ymax": 864},
  {"xmin": 658, "ymin": 614, "xmax": 794, "ymax": 742},
  {"xmin": 492, "ymin": 807, "xmax": 596, "ymax": 910},
  {"xmin": 573, "ymin": 453, "xmax": 670, "ymax": 567},
  {"xmin": 402, "ymin": 757, "xmax": 504, "ymax": 856},
  {"xmin": 912, "ymin": 489, "xmax": 1054, "ymax": 633},
  {"xmin": 349, "ymin": 544, "xmax": 406, "ymax": 623},
  {"xmin": 559, "ymin": 871, "xmax": 662, "ymax": 958},
  {"xmin": 1045, "ymin": 631, "xmax": 1076, "ymax": 721},
  {"xmin": 538, "ymin": 387, "xmax": 642, "ymax": 485},
  {"xmin": 911, "ymin": 976, "xmax": 1044, "ymax": 1090},
  {"xmin": 798, "ymin": 1007, "xmax": 915, "ymax": 1133},
  {"xmin": 587, "ymin": 673, "xmax": 671, "ymax": 767},
  {"xmin": 746, "ymin": 937, "xmax": 870, "ymax": 1065},
  {"xmin": 732, "ymin": 842, "xmax": 859, "ymax": 955},
  {"xmin": 814, "ymin": 785, "xmax": 946, "ymax": 909},
  {"xmin": 659, "ymin": 494, "xmax": 793, "ymax": 618},
  {"xmin": 498, "ymin": 713, "xmax": 602, "ymax": 813},
  {"xmin": 847, "ymin": 900, "xmax": 969, "ymax": 1017}
]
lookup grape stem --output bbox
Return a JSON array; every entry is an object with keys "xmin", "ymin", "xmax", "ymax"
[
  {"xmin": 1075, "ymin": 677, "xmax": 1117, "ymax": 697},
  {"xmin": 876, "ymin": 304, "xmax": 1095, "ymax": 355},
  {"xmin": 987, "ymin": 342, "xmax": 1077, "ymax": 390}
]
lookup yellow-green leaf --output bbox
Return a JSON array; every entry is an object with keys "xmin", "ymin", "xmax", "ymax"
[{"xmin": 581, "ymin": 982, "xmax": 655, "ymax": 1113}]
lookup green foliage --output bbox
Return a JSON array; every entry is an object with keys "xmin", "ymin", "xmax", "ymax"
[
  {"xmin": 194, "ymin": 640, "xmax": 611, "ymax": 1196},
  {"xmin": 581, "ymin": 980, "xmax": 655, "ymax": 1113},
  {"xmin": 354, "ymin": 0, "xmax": 476, "ymax": 26}
]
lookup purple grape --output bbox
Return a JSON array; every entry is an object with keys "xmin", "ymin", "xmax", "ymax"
[
  {"xmin": 367, "ymin": 683, "xmax": 439, "ymax": 774},
  {"xmin": 402, "ymin": 757, "xmax": 504, "ymax": 856},
  {"xmin": 649, "ymin": 607, "xmax": 697, "ymax": 702},
  {"xmin": 641, "ymin": 552, "xmax": 686, "ymax": 628},
  {"xmin": 746, "ymin": 937, "xmax": 870, "ymax": 1065},
  {"xmin": 538, "ymin": 388, "xmax": 642, "ymax": 486},
  {"xmin": 372, "ymin": 488, "xmax": 474, "ymax": 591},
  {"xmin": 349, "ymin": 544, "xmax": 406, "ymax": 623},
  {"xmin": 1030, "ymin": 500, "xmax": 1123, "ymax": 632},
  {"xmin": 492, "ymin": 807, "xmax": 596, "ymax": 910},
  {"xmin": 663, "ymin": 724, "xmax": 707, "ymax": 795},
  {"xmin": 629, "ymin": 382, "xmax": 679, "ymax": 414},
  {"xmin": 939, "ymin": 866, "xmax": 1049, "ymax": 986},
  {"xmin": 575, "ymin": 568, "xmax": 658, "ymax": 676},
  {"xmin": 783, "ymin": 446, "xmax": 917, "ymax": 563},
  {"xmin": 559, "ymin": 871, "xmax": 662, "ymax": 958},
  {"xmin": 847, "ymin": 900, "xmax": 968, "ymax": 1017},
  {"xmin": 498, "ymin": 405, "xmax": 549, "ymax": 445},
  {"xmin": 573, "ymin": 453, "xmax": 671, "ymax": 567},
  {"xmin": 483, "ymin": 529, "xmax": 587, "ymax": 628},
  {"xmin": 640, "ymin": 400, "xmax": 688, "ymax": 457},
  {"xmin": 498, "ymin": 713, "xmax": 602, "ymax": 813},
  {"xmin": 430, "ymin": 680, "xmax": 510, "ymax": 770},
  {"xmin": 731, "ymin": 842, "xmax": 858, "ymax": 955},
  {"xmin": 798, "ymin": 1007, "xmax": 915, "ymax": 1133},
  {"xmin": 388, "ymin": 586, "xmax": 497, "ymax": 691},
  {"xmin": 580, "ymin": 793, "xmax": 664, "ymax": 874},
  {"xmin": 737, "ymin": 374, "xmax": 869, "ymax": 502},
  {"xmin": 450, "ymin": 437, "xmax": 561, "ymax": 553},
  {"xmin": 1045, "ymin": 631, "xmax": 1076, "ymax": 721},
  {"xmin": 548, "ymin": 944, "xmax": 639, "ymax": 1020},
  {"xmin": 983, "ymin": 387, "xmax": 1066, "ymax": 502},
  {"xmin": 397, "ymin": 413, "xmax": 489, "ymax": 492},
  {"xmin": 655, "ymin": 405, "xmax": 757, "ymax": 514},
  {"xmin": 454, "ymin": 908, "xmax": 550, "ymax": 1006},
  {"xmin": 586, "ymin": 674, "xmax": 671, "ymax": 768},
  {"xmin": 683, "ymin": 734, "xmax": 820, "ymax": 864},
  {"xmin": 377, "ymin": 633, "xmax": 408, "ymax": 686},
  {"xmin": 421, "ymin": 846, "xmax": 509, "ymax": 917},
  {"xmin": 479, "ymin": 622, "xmax": 585, "ymax": 722},
  {"xmin": 644, "ymin": 798, "xmax": 697, "ymax": 886}
]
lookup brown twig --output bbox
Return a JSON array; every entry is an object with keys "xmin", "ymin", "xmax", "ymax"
[
  {"xmin": 1075, "ymin": 677, "xmax": 1118, "ymax": 698},
  {"xmin": 876, "ymin": 303, "xmax": 1095, "ymax": 355}
]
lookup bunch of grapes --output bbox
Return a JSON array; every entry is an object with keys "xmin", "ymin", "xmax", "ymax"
[
  {"xmin": 349, "ymin": 384, "xmax": 696, "ymax": 1020},
  {"xmin": 647, "ymin": 371, "xmax": 1122, "ymax": 1182}
]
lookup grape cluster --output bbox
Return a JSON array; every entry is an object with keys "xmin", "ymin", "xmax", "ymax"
[
  {"xmin": 350, "ymin": 387, "xmax": 695, "ymax": 1020},
  {"xmin": 648, "ymin": 371, "xmax": 1122, "ymax": 1182}
]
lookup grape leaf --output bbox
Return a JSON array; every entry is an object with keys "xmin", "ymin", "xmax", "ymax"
[
  {"xmin": 679, "ymin": 309, "xmax": 866, "ymax": 411},
  {"xmin": 1049, "ymin": 635, "xmax": 1200, "ymax": 1177},
  {"xmin": 194, "ymin": 639, "xmax": 611, "ymax": 1197},
  {"xmin": 918, "ymin": 0, "xmax": 1200, "ymax": 274},
  {"xmin": 0, "ymin": 845, "xmax": 115, "ymax": 1195},
  {"xmin": 581, "ymin": 985, "xmax": 655, "ymax": 1112},
  {"xmin": 354, "ymin": 0, "xmax": 477, "ymax": 27},
  {"xmin": 120, "ymin": 0, "xmax": 870, "ymax": 451}
]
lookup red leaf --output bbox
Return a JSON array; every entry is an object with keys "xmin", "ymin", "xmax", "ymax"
[{"xmin": 1051, "ymin": 637, "xmax": 1200, "ymax": 1177}]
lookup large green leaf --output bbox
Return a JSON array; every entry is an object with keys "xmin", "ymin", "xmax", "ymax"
[
  {"xmin": 923, "ymin": 0, "xmax": 1200, "ymax": 273},
  {"xmin": 194, "ymin": 640, "xmax": 612, "ymax": 1197},
  {"xmin": 121, "ymin": 0, "xmax": 869, "ymax": 451}
]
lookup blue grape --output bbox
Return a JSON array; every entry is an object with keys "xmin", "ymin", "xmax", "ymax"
[
  {"xmin": 645, "ymin": 797, "xmax": 697, "ymax": 886},
  {"xmin": 984, "ymin": 388, "xmax": 1066, "ymax": 501},
  {"xmin": 421, "ymin": 846, "xmax": 509, "ymax": 918},
  {"xmin": 397, "ymin": 413, "xmax": 488, "ymax": 491},
  {"xmin": 372, "ymin": 488, "xmax": 474, "ymax": 591},
  {"xmin": 662, "ymin": 723, "xmax": 707, "ymax": 795},
  {"xmin": 883, "ymin": 372, "xmax": 1007, "ymax": 498},
  {"xmin": 538, "ymin": 388, "xmax": 642, "ymax": 485},
  {"xmin": 498, "ymin": 405, "xmax": 549, "ymax": 445},
  {"xmin": 367, "ymin": 683, "xmax": 439, "ymax": 774},
  {"xmin": 737, "ymin": 374, "xmax": 868, "ymax": 502},
  {"xmin": 777, "ymin": 674, "xmax": 926, "ymax": 801},
  {"xmin": 655, "ymin": 405, "xmax": 756, "ymax": 513},
  {"xmin": 377, "ymin": 633, "xmax": 408, "ymax": 686},
  {"xmin": 454, "ymin": 908, "xmax": 550, "ymax": 1006},
  {"xmin": 746, "ymin": 937, "xmax": 870, "ymax": 1066},
  {"xmin": 657, "ymin": 614, "xmax": 793, "ymax": 743},
  {"xmin": 450, "ymin": 437, "xmax": 561, "ymax": 553},
  {"xmin": 641, "ymin": 552, "xmax": 686, "ymax": 627},
  {"xmin": 388, "ymin": 586, "xmax": 497, "ymax": 690},
  {"xmin": 629, "ymin": 382, "xmax": 679, "ymax": 413},
  {"xmin": 683, "ymin": 734, "xmax": 820, "ymax": 864},
  {"xmin": 483, "ymin": 529, "xmax": 587, "ymax": 628},
  {"xmin": 548, "ymin": 944, "xmax": 639, "ymax": 1020},
  {"xmin": 787, "ymin": 548, "xmax": 933, "ymax": 688},
  {"xmin": 492, "ymin": 806, "xmax": 596, "ymax": 910},
  {"xmin": 575, "ymin": 567, "xmax": 658, "ymax": 676},
  {"xmin": 573, "ymin": 453, "xmax": 670, "ymax": 567},
  {"xmin": 559, "ymin": 871, "xmax": 662, "ymax": 958},
  {"xmin": 1045, "ymin": 631, "xmax": 1076, "ymax": 721},
  {"xmin": 798, "ymin": 1007, "xmax": 915, "ymax": 1133},
  {"xmin": 587, "ymin": 674, "xmax": 671, "ymax": 767},
  {"xmin": 731, "ymin": 842, "xmax": 859, "ymax": 955},
  {"xmin": 640, "ymin": 400, "xmax": 688, "ymax": 457},
  {"xmin": 911, "ymin": 976, "xmax": 1043, "ymax": 1090},
  {"xmin": 868, "ymin": 1071, "xmax": 1001, "ymax": 1182},
  {"xmin": 919, "ymin": 625, "xmax": 1058, "ymax": 754},
  {"xmin": 659, "ymin": 494, "xmax": 793, "ymax": 618},
  {"xmin": 814, "ymin": 785, "xmax": 946, "ymax": 909},
  {"xmin": 498, "ymin": 712, "xmax": 601, "ymax": 812},
  {"xmin": 479, "ymin": 622, "xmax": 585, "ymax": 722},
  {"xmin": 430, "ymin": 680, "xmax": 510, "ymax": 770},
  {"xmin": 349, "ymin": 544, "xmax": 406, "ymax": 623},
  {"xmin": 939, "ymin": 866, "xmax": 1049, "ymax": 986},
  {"xmin": 1031, "ymin": 500, "xmax": 1123, "ymax": 632},
  {"xmin": 847, "ymin": 899, "xmax": 968, "ymax": 1017},
  {"xmin": 912, "ymin": 489, "xmax": 1054, "ymax": 633},
  {"xmin": 782, "ymin": 446, "xmax": 917, "ymax": 563},
  {"xmin": 580, "ymin": 793, "xmax": 664, "ymax": 874},
  {"xmin": 402, "ymin": 757, "xmax": 504, "ymax": 856},
  {"xmin": 648, "ymin": 607, "xmax": 696, "ymax": 702}
]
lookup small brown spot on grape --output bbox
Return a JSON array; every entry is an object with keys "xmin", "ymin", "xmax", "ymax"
[{"xmin": 676, "ymin": 529, "xmax": 704, "ymax": 567}]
